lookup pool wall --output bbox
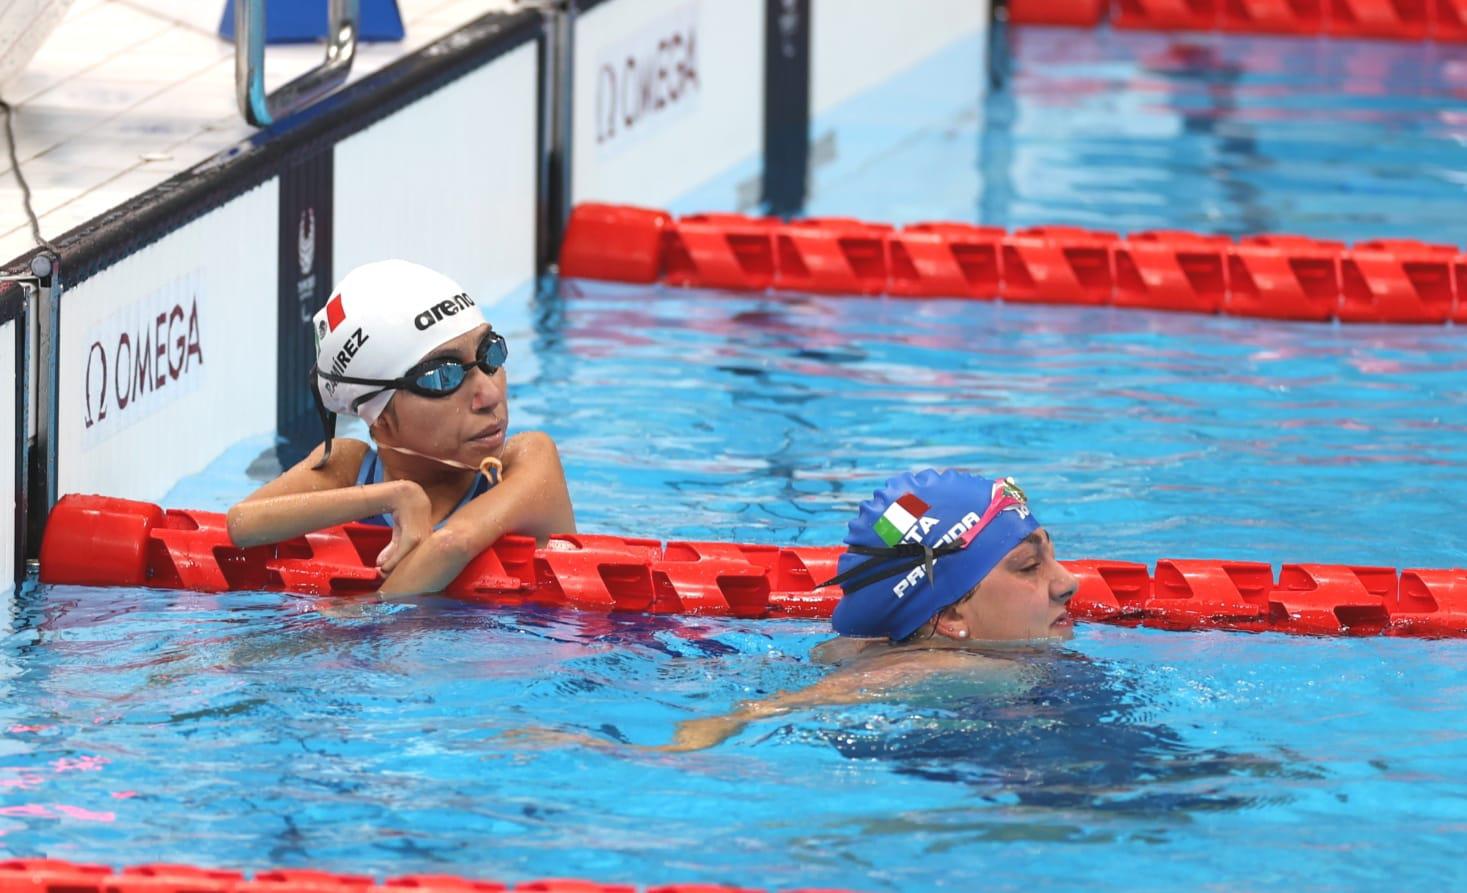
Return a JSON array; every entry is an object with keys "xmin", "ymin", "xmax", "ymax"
[
  {"xmin": 0, "ymin": 295, "xmax": 18, "ymax": 593},
  {"xmin": 0, "ymin": 1, "xmax": 991, "ymax": 596}
]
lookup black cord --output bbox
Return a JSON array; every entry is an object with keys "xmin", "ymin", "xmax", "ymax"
[{"xmin": 0, "ymin": 99, "xmax": 58, "ymax": 254}]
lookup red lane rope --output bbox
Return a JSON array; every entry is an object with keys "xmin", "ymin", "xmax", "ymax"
[
  {"xmin": 557, "ymin": 203, "xmax": 1467, "ymax": 325},
  {"xmin": 1007, "ymin": 0, "xmax": 1467, "ymax": 43},
  {"xmin": 0, "ymin": 858, "xmax": 835, "ymax": 893},
  {"xmin": 40, "ymin": 495, "xmax": 1467, "ymax": 638}
]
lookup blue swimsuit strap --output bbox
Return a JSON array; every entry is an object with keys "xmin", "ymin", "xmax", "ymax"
[{"xmin": 354, "ymin": 447, "xmax": 490, "ymax": 528}]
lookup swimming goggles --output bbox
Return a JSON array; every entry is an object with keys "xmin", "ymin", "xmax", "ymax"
[
  {"xmin": 314, "ymin": 329, "xmax": 508, "ymax": 414},
  {"xmin": 817, "ymin": 477, "xmax": 1029, "ymax": 593}
]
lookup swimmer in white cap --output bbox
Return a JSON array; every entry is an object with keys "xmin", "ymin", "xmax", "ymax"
[{"xmin": 227, "ymin": 259, "xmax": 575, "ymax": 594}]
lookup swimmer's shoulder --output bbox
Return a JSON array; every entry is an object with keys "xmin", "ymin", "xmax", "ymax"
[
  {"xmin": 813, "ymin": 636, "xmax": 1012, "ymax": 680},
  {"xmin": 501, "ymin": 430, "xmax": 562, "ymax": 461},
  {"xmin": 296, "ymin": 438, "xmax": 372, "ymax": 487},
  {"xmin": 237, "ymin": 438, "xmax": 371, "ymax": 503},
  {"xmin": 811, "ymin": 636, "xmax": 885, "ymax": 666}
]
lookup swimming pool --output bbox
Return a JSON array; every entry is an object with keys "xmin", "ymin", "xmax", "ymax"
[{"xmin": 5, "ymin": 22, "xmax": 1467, "ymax": 893}]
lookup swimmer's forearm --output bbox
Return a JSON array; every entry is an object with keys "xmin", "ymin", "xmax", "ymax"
[
  {"xmin": 373, "ymin": 528, "xmax": 476, "ymax": 595},
  {"xmin": 226, "ymin": 481, "xmax": 424, "ymax": 548},
  {"xmin": 375, "ymin": 433, "xmax": 575, "ymax": 596}
]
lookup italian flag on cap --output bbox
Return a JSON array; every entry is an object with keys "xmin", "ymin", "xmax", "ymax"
[{"xmin": 874, "ymin": 493, "xmax": 929, "ymax": 546}]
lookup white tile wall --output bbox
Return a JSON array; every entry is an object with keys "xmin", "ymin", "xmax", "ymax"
[{"xmin": 1, "ymin": 0, "xmax": 518, "ymax": 266}]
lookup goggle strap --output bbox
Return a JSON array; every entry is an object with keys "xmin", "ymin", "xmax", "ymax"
[
  {"xmin": 815, "ymin": 541, "xmax": 961, "ymax": 592},
  {"xmin": 309, "ymin": 373, "xmax": 338, "ymax": 470}
]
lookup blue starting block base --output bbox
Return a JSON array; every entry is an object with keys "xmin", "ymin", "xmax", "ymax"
[{"xmin": 219, "ymin": 0, "xmax": 405, "ymax": 44}]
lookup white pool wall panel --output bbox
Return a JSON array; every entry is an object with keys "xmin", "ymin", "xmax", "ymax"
[
  {"xmin": 571, "ymin": 0, "xmax": 765, "ymax": 210},
  {"xmin": 56, "ymin": 183, "xmax": 280, "ymax": 502},
  {"xmin": 334, "ymin": 41, "xmax": 541, "ymax": 305}
]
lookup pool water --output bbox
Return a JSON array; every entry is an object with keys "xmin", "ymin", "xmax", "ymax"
[{"xmin": 5, "ymin": 22, "xmax": 1467, "ymax": 893}]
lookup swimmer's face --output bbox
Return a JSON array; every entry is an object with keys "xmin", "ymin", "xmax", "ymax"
[
  {"xmin": 935, "ymin": 529, "xmax": 1077, "ymax": 642},
  {"xmin": 373, "ymin": 323, "xmax": 509, "ymax": 462}
]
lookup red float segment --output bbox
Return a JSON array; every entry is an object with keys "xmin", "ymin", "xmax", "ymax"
[
  {"xmin": 1008, "ymin": 0, "xmax": 1111, "ymax": 25},
  {"xmin": 109, "ymin": 865, "xmax": 244, "ymax": 893},
  {"xmin": 1391, "ymin": 569, "xmax": 1467, "ymax": 635},
  {"xmin": 1224, "ymin": 234, "xmax": 1343, "ymax": 321},
  {"xmin": 777, "ymin": 546, "xmax": 844, "ymax": 594},
  {"xmin": 663, "ymin": 214, "xmax": 778, "ymax": 292},
  {"xmin": 385, "ymin": 878, "xmax": 507, "ymax": 893},
  {"xmin": 1270, "ymin": 564, "xmax": 1394, "ymax": 635},
  {"xmin": 1434, "ymin": 0, "xmax": 1467, "ymax": 38},
  {"xmin": 1065, "ymin": 559, "xmax": 1151, "ymax": 620},
  {"xmin": 534, "ymin": 549, "xmax": 654, "ymax": 612},
  {"xmin": 1112, "ymin": 231, "xmax": 1231, "ymax": 313},
  {"xmin": 1001, "ymin": 226, "xmax": 1117, "ymax": 306},
  {"xmin": 650, "ymin": 558, "xmax": 772, "ymax": 616},
  {"xmin": 1219, "ymin": 0, "xmax": 1325, "ymax": 32},
  {"xmin": 646, "ymin": 886, "xmax": 763, "ymax": 893},
  {"xmin": 515, "ymin": 882, "xmax": 635, "ymax": 893},
  {"xmin": 0, "ymin": 861, "xmax": 856, "ymax": 893},
  {"xmin": 1338, "ymin": 239, "xmax": 1457, "ymax": 323},
  {"xmin": 1115, "ymin": 0, "xmax": 1220, "ymax": 31},
  {"xmin": 559, "ymin": 203, "xmax": 670, "ymax": 284},
  {"xmin": 1325, "ymin": 0, "xmax": 1430, "ymax": 38},
  {"xmin": 773, "ymin": 218, "xmax": 892, "ymax": 296},
  {"xmin": 765, "ymin": 589, "xmax": 843, "ymax": 618},
  {"xmin": 887, "ymin": 223, "xmax": 1004, "ymax": 299},
  {"xmin": 1456, "ymin": 254, "xmax": 1467, "ymax": 322},
  {"xmin": 37, "ymin": 495, "xmax": 164, "ymax": 588},
  {"xmin": 1145, "ymin": 560, "xmax": 1272, "ymax": 628},
  {"xmin": 235, "ymin": 871, "xmax": 376, "ymax": 893},
  {"xmin": 0, "ymin": 859, "xmax": 114, "ymax": 893}
]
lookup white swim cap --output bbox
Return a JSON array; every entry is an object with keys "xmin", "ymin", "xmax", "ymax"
[{"xmin": 312, "ymin": 259, "xmax": 487, "ymax": 424}]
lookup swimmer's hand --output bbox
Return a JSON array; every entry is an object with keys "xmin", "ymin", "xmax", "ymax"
[
  {"xmin": 375, "ymin": 481, "xmax": 431, "ymax": 575},
  {"xmin": 650, "ymin": 713, "xmax": 754, "ymax": 753},
  {"xmin": 502, "ymin": 722, "xmax": 741, "ymax": 755}
]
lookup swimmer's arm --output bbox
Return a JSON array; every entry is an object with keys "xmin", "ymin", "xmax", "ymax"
[
  {"xmin": 376, "ymin": 431, "xmax": 575, "ymax": 596},
  {"xmin": 653, "ymin": 665, "xmax": 903, "ymax": 753},
  {"xmin": 654, "ymin": 651, "xmax": 983, "ymax": 752},
  {"xmin": 226, "ymin": 439, "xmax": 427, "ymax": 548}
]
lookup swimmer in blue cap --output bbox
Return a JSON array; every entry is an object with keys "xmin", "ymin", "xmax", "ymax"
[
  {"xmin": 823, "ymin": 468, "xmax": 1077, "ymax": 645},
  {"xmin": 511, "ymin": 469, "xmax": 1077, "ymax": 753},
  {"xmin": 227, "ymin": 260, "xmax": 575, "ymax": 595},
  {"xmin": 658, "ymin": 470, "xmax": 1078, "ymax": 749}
]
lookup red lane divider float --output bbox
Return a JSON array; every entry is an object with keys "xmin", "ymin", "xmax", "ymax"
[
  {"xmin": 39, "ymin": 495, "xmax": 1467, "ymax": 638},
  {"xmin": 1009, "ymin": 0, "xmax": 1462, "ymax": 40},
  {"xmin": 0, "ymin": 859, "xmax": 842, "ymax": 893},
  {"xmin": 557, "ymin": 203, "xmax": 1466, "ymax": 325}
]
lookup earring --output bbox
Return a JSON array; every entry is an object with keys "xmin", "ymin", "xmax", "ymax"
[{"xmin": 958, "ymin": 630, "xmax": 969, "ymax": 639}]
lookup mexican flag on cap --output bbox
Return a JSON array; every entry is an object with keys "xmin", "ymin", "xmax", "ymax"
[{"xmin": 874, "ymin": 493, "xmax": 929, "ymax": 546}]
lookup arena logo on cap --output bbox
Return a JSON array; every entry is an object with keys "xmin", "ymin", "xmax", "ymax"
[{"xmin": 414, "ymin": 292, "xmax": 475, "ymax": 331}]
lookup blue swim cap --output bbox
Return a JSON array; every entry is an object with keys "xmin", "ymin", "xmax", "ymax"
[{"xmin": 830, "ymin": 469, "xmax": 1041, "ymax": 641}]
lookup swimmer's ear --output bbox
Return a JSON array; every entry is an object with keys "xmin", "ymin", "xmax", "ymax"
[
  {"xmin": 932, "ymin": 604, "xmax": 970, "ymax": 642},
  {"xmin": 369, "ymin": 402, "xmax": 398, "ymax": 442}
]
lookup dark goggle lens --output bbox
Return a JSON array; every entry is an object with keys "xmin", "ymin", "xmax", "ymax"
[
  {"xmin": 408, "ymin": 333, "xmax": 507, "ymax": 396},
  {"xmin": 479, "ymin": 333, "xmax": 508, "ymax": 368},
  {"xmin": 412, "ymin": 363, "xmax": 469, "ymax": 394}
]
